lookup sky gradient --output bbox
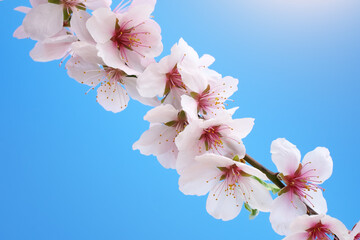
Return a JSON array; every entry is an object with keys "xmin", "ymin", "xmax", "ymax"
[{"xmin": 1, "ymin": 0, "xmax": 359, "ymax": 239}]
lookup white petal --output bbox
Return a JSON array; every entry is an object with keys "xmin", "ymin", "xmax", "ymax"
[
  {"xmin": 30, "ymin": 0, "xmax": 48, "ymax": 7},
  {"xmin": 181, "ymin": 95, "xmax": 199, "ymax": 120},
  {"xmin": 270, "ymin": 193, "xmax": 307, "ymax": 235},
  {"xmin": 199, "ymin": 54, "xmax": 215, "ymax": 68},
  {"xmin": 176, "ymin": 150, "xmax": 197, "ymax": 174},
  {"xmin": 71, "ymin": 41, "xmax": 104, "ymax": 65},
  {"xmin": 30, "ymin": 34, "xmax": 76, "ymax": 62},
  {"xmin": 70, "ymin": 9, "xmax": 95, "ymax": 43},
  {"xmin": 97, "ymin": 82, "xmax": 130, "ymax": 113},
  {"xmin": 137, "ymin": 61, "xmax": 167, "ymax": 98},
  {"xmin": 305, "ymin": 187, "xmax": 327, "ymax": 214},
  {"xmin": 283, "ymin": 232, "xmax": 309, "ymax": 240},
  {"xmin": 206, "ymin": 182, "xmax": 242, "ymax": 221},
  {"xmin": 84, "ymin": 0, "xmax": 112, "ymax": 10},
  {"xmin": 14, "ymin": 6, "xmax": 31, "ymax": 14},
  {"xmin": 175, "ymin": 120, "xmax": 203, "ymax": 151},
  {"xmin": 124, "ymin": 77, "xmax": 159, "ymax": 107},
  {"xmin": 144, "ymin": 104, "xmax": 178, "ymax": 123},
  {"xmin": 240, "ymin": 177, "xmax": 273, "ymax": 212},
  {"xmin": 156, "ymin": 146, "xmax": 178, "ymax": 169},
  {"xmin": 66, "ymin": 56, "xmax": 104, "ymax": 86},
  {"xmin": 23, "ymin": 3, "xmax": 63, "ymax": 41},
  {"xmin": 290, "ymin": 214, "xmax": 325, "ymax": 233},
  {"xmin": 302, "ymin": 147, "xmax": 333, "ymax": 183},
  {"xmin": 234, "ymin": 162, "xmax": 268, "ymax": 180},
  {"xmin": 271, "ymin": 138, "xmax": 301, "ymax": 176},
  {"xmin": 13, "ymin": 25, "xmax": 29, "ymax": 39},
  {"xmin": 179, "ymin": 162, "xmax": 220, "ymax": 196},
  {"xmin": 322, "ymin": 215, "xmax": 350, "ymax": 240},
  {"xmin": 97, "ymin": 41, "xmax": 139, "ymax": 75},
  {"xmin": 229, "ymin": 118, "xmax": 255, "ymax": 139},
  {"xmin": 195, "ymin": 153, "xmax": 237, "ymax": 167},
  {"xmin": 86, "ymin": 7, "xmax": 116, "ymax": 44},
  {"xmin": 351, "ymin": 221, "xmax": 360, "ymax": 239}
]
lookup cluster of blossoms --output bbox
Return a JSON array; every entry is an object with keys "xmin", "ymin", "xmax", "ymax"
[{"xmin": 14, "ymin": 0, "xmax": 358, "ymax": 239}]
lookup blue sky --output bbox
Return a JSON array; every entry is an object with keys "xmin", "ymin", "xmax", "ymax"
[{"xmin": 0, "ymin": 0, "xmax": 359, "ymax": 239}]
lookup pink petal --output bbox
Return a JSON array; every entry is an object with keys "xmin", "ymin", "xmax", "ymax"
[
  {"xmin": 271, "ymin": 138, "xmax": 301, "ymax": 176},
  {"xmin": 143, "ymin": 104, "xmax": 178, "ymax": 123},
  {"xmin": 302, "ymin": 147, "xmax": 333, "ymax": 183}
]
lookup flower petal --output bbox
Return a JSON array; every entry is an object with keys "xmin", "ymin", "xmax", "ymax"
[
  {"xmin": 302, "ymin": 147, "xmax": 333, "ymax": 183},
  {"xmin": 282, "ymin": 232, "xmax": 309, "ymax": 240},
  {"xmin": 97, "ymin": 82, "xmax": 129, "ymax": 113},
  {"xmin": 23, "ymin": 3, "xmax": 63, "ymax": 41},
  {"xmin": 179, "ymin": 162, "xmax": 220, "ymax": 196},
  {"xmin": 70, "ymin": 9, "xmax": 95, "ymax": 43},
  {"xmin": 86, "ymin": 7, "xmax": 116, "ymax": 44},
  {"xmin": 305, "ymin": 187, "xmax": 327, "ymax": 214},
  {"xmin": 143, "ymin": 104, "xmax": 178, "ymax": 123},
  {"xmin": 240, "ymin": 177, "xmax": 273, "ymax": 212},
  {"xmin": 66, "ymin": 56, "xmax": 104, "ymax": 86},
  {"xmin": 206, "ymin": 182, "xmax": 243, "ymax": 221},
  {"xmin": 271, "ymin": 138, "xmax": 301, "ymax": 176},
  {"xmin": 322, "ymin": 215, "xmax": 350, "ymax": 240},
  {"xmin": 270, "ymin": 193, "xmax": 307, "ymax": 235}
]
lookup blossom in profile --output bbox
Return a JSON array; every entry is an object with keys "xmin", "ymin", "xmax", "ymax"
[
  {"xmin": 175, "ymin": 113, "xmax": 254, "ymax": 172},
  {"xmin": 86, "ymin": 5, "xmax": 163, "ymax": 75},
  {"xmin": 269, "ymin": 138, "xmax": 333, "ymax": 235},
  {"xmin": 133, "ymin": 104, "xmax": 188, "ymax": 169},
  {"xmin": 179, "ymin": 153, "xmax": 273, "ymax": 221},
  {"xmin": 137, "ymin": 38, "xmax": 215, "ymax": 108},
  {"xmin": 283, "ymin": 214, "xmax": 350, "ymax": 240}
]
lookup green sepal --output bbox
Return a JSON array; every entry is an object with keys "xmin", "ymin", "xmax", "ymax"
[
  {"xmin": 164, "ymin": 121, "xmax": 177, "ymax": 127},
  {"xmin": 219, "ymin": 174, "xmax": 226, "ymax": 181},
  {"xmin": 190, "ymin": 92, "xmax": 199, "ymax": 99},
  {"xmin": 126, "ymin": 75, "xmax": 137, "ymax": 78},
  {"xmin": 76, "ymin": 3, "xmax": 86, "ymax": 11},
  {"xmin": 115, "ymin": 18, "xmax": 120, "ymax": 31},
  {"xmin": 251, "ymin": 176, "xmax": 281, "ymax": 194},
  {"xmin": 205, "ymin": 141, "xmax": 209, "ymax": 151},
  {"xmin": 217, "ymin": 167, "xmax": 228, "ymax": 172},
  {"xmin": 277, "ymin": 187, "xmax": 289, "ymax": 196},
  {"xmin": 178, "ymin": 110, "xmax": 187, "ymax": 122},
  {"xmin": 244, "ymin": 203, "xmax": 259, "ymax": 220},
  {"xmin": 48, "ymin": 0, "xmax": 61, "ymax": 4},
  {"xmin": 233, "ymin": 155, "xmax": 240, "ymax": 162},
  {"xmin": 202, "ymin": 84, "xmax": 211, "ymax": 94},
  {"xmin": 240, "ymin": 171, "xmax": 252, "ymax": 177}
]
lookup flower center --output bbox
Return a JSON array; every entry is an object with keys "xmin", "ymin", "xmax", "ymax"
[
  {"xmin": 281, "ymin": 163, "xmax": 324, "ymax": 208},
  {"xmin": 164, "ymin": 110, "xmax": 189, "ymax": 133},
  {"xmin": 193, "ymin": 85, "xmax": 223, "ymax": 116},
  {"xmin": 166, "ymin": 65, "xmax": 186, "ymax": 90},
  {"xmin": 104, "ymin": 67, "xmax": 126, "ymax": 84},
  {"xmin": 61, "ymin": 0, "xmax": 80, "ymax": 8},
  {"xmin": 306, "ymin": 222, "xmax": 333, "ymax": 240},
  {"xmin": 111, "ymin": 19, "xmax": 150, "ymax": 62},
  {"xmin": 199, "ymin": 125, "xmax": 223, "ymax": 151}
]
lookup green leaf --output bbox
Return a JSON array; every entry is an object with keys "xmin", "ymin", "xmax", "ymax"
[
  {"xmin": 251, "ymin": 176, "xmax": 281, "ymax": 194},
  {"xmin": 244, "ymin": 203, "xmax": 259, "ymax": 220}
]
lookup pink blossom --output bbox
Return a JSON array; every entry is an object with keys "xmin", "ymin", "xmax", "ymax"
[
  {"xmin": 175, "ymin": 113, "xmax": 254, "ymax": 173},
  {"xmin": 283, "ymin": 215, "xmax": 350, "ymax": 240},
  {"xmin": 179, "ymin": 153, "xmax": 272, "ymax": 221},
  {"xmin": 133, "ymin": 104, "xmax": 188, "ymax": 169},
  {"xmin": 269, "ymin": 138, "xmax": 333, "ymax": 235},
  {"xmin": 137, "ymin": 38, "xmax": 214, "ymax": 108},
  {"xmin": 86, "ymin": 5, "xmax": 163, "ymax": 75}
]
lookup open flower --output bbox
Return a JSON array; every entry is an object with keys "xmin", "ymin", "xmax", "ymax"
[
  {"xmin": 179, "ymin": 153, "xmax": 273, "ymax": 221},
  {"xmin": 133, "ymin": 104, "xmax": 188, "ymax": 169},
  {"xmin": 86, "ymin": 5, "xmax": 163, "ymax": 75},
  {"xmin": 137, "ymin": 38, "xmax": 214, "ymax": 108},
  {"xmin": 175, "ymin": 114, "xmax": 254, "ymax": 172},
  {"xmin": 269, "ymin": 138, "xmax": 333, "ymax": 235},
  {"xmin": 350, "ymin": 221, "xmax": 360, "ymax": 240},
  {"xmin": 283, "ymin": 214, "xmax": 350, "ymax": 240},
  {"xmin": 66, "ymin": 42, "xmax": 157, "ymax": 112}
]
